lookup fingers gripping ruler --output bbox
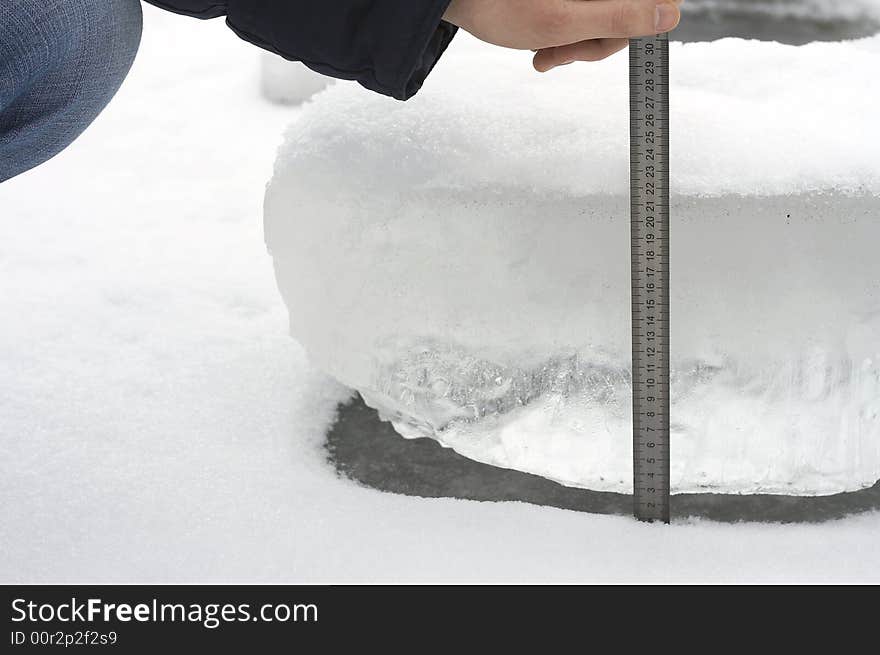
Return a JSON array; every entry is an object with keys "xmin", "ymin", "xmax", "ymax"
[{"xmin": 629, "ymin": 34, "xmax": 671, "ymax": 523}]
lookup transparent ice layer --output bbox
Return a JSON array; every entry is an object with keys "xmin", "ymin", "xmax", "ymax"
[
  {"xmin": 269, "ymin": 191, "xmax": 880, "ymax": 494},
  {"xmin": 264, "ymin": 37, "xmax": 880, "ymax": 495}
]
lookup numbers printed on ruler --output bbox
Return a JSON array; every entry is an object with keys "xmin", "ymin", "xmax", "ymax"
[{"xmin": 630, "ymin": 34, "xmax": 671, "ymax": 523}]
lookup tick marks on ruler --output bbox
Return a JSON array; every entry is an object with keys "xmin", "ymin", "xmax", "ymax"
[{"xmin": 630, "ymin": 33, "xmax": 671, "ymax": 523}]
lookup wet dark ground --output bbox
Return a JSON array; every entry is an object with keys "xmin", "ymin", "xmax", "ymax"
[{"xmin": 324, "ymin": 4, "xmax": 880, "ymax": 523}]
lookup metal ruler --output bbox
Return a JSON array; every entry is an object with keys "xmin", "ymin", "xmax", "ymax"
[{"xmin": 629, "ymin": 34, "xmax": 671, "ymax": 523}]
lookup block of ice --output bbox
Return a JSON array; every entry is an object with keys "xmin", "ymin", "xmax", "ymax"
[
  {"xmin": 264, "ymin": 35, "xmax": 880, "ymax": 495},
  {"xmin": 260, "ymin": 53, "xmax": 332, "ymax": 105},
  {"xmin": 675, "ymin": 1, "xmax": 880, "ymax": 44}
]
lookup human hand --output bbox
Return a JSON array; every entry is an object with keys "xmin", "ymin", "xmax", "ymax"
[{"xmin": 443, "ymin": 0, "xmax": 682, "ymax": 72}]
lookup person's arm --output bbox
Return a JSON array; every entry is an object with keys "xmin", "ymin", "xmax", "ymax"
[
  {"xmin": 143, "ymin": 1, "xmax": 457, "ymax": 100},
  {"xmin": 144, "ymin": 1, "xmax": 682, "ymax": 100}
]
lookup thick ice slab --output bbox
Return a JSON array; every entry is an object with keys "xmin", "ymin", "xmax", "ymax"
[{"xmin": 265, "ymin": 36, "xmax": 880, "ymax": 495}]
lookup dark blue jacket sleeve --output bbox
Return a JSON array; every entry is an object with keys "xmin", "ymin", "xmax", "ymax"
[{"xmin": 143, "ymin": 1, "xmax": 457, "ymax": 100}]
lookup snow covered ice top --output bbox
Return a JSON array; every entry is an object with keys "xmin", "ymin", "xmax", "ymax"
[
  {"xmin": 270, "ymin": 35, "xmax": 880, "ymax": 199},
  {"xmin": 265, "ymin": 35, "xmax": 880, "ymax": 496}
]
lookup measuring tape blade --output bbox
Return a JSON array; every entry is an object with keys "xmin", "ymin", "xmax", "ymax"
[{"xmin": 629, "ymin": 34, "xmax": 671, "ymax": 523}]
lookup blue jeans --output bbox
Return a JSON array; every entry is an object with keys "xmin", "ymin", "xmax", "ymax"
[{"xmin": 0, "ymin": 0, "xmax": 142, "ymax": 183}]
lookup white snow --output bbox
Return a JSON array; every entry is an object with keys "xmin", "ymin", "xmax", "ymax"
[
  {"xmin": 1, "ymin": 6, "xmax": 879, "ymax": 584},
  {"xmin": 266, "ymin": 35, "xmax": 880, "ymax": 495}
]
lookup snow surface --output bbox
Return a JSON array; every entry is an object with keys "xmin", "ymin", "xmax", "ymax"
[
  {"xmin": 266, "ymin": 35, "xmax": 880, "ymax": 495},
  {"xmin": 2, "ymin": 6, "xmax": 880, "ymax": 583}
]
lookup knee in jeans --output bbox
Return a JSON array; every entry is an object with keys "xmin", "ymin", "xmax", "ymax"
[
  {"xmin": 0, "ymin": 0, "xmax": 143, "ymax": 181},
  {"xmin": 61, "ymin": 0, "xmax": 144, "ymax": 93},
  {"xmin": 1, "ymin": 0, "xmax": 140, "ymax": 100}
]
